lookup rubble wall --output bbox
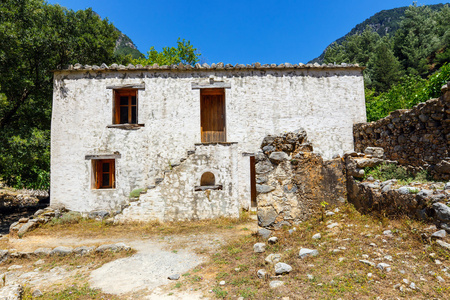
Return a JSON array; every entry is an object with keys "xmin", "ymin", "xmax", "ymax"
[
  {"xmin": 353, "ymin": 82, "xmax": 449, "ymax": 180},
  {"xmin": 256, "ymin": 130, "xmax": 347, "ymax": 229}
]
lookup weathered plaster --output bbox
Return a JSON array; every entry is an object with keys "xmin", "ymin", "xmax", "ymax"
[{"xmin": 51, "ymin": 68, "xmax": 365, "ymax": 216}]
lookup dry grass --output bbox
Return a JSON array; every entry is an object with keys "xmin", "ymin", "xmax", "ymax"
[
  {"xmin": 27, "ymin": 211, "xmax": 253, "ymax": 240},
  {"xmin": 164, "ymin": 204, "xmax": 450, "ymax": 299}
]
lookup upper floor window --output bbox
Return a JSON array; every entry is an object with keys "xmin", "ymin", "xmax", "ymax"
[{"xmin": 114, "ymin": 89, "xmax": 137, "ymax": 124}]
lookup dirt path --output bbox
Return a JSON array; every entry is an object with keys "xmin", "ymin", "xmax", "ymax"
[{"xmin": 2, "ymin": 220, "xmax": 257, "ymax": 298}]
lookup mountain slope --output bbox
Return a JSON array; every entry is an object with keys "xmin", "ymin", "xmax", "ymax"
[
  {"xmin": 309, "ymin": 3, "xmax": 448, "ymax": 64},
  {"xmin": 114, "ymin": 31, "xmax": 145, "ymax": 59}
]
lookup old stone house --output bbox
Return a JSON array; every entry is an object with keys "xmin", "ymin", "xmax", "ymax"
[{"xmin": 50, "ymin": 62, "xmax": 366, "ymax": 221}]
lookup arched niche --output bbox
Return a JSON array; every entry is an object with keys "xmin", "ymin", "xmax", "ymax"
[{"xmin": 200, "ymin": 172, "xmax": 215, "ymax": 186}]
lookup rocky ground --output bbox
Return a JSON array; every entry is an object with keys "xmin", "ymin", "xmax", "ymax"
[{"xmin": 0, "ymin": 204, "xmax": 449, "ymax": 299}]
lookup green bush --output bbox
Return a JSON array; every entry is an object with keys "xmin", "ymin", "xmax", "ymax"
[
  {"xmin": 51, "ymin": 211, "xmax": 82, "ymax": 225},
  {"xmin": 129, "ymin": 188, "xmax": 144, "ymax": 198},
  {"xmin": 366, "ymin": 63, "xmax": 450, "ymax": 122},
  {"xmin": 364, "ymin": 163, "xmax": 432, "ymax": 184}
]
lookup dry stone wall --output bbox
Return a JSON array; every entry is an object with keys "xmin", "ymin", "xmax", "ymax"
[
  {"xmin": 353, "ymin": 82, "xmax": 450, "ymax": 180},
  {"xmin": 345, "ymin": 149, "xmax": 450, "ymax": 233},
  {"xmin": 256, "ymin": 130, "xmax": 347, "ymax": 229}
]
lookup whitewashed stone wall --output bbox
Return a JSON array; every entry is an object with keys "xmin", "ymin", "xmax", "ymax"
[
  {"xmin": 51, "ymin": 66, "xmax": 366, "ymax": 216},
  {"xmin": 116, "ymin": 143, "xmax": 240, "ymax": 222}
]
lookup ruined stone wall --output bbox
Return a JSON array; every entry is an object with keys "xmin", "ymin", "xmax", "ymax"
[
  {"xmin": 256, "ymin": 131, "xmax": 347, "ymax": 229},
  {"xmin": 51, "ymin": 65, "xmax": 365, "ymax": 213},
  {"xmin": 354, "ymin": 82, "xmax": 449, "ymax": 180}
]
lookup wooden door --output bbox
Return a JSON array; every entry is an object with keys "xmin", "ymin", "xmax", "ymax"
[
  {"xmin": 250, "ymin": 156, "xmax": 257, "ymax": 207},
  {"xmin": 201, "ymin": 89, "xmax": 226, "ymax": 143}
]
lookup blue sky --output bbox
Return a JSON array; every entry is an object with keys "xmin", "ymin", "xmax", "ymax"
[{"xmin": 47, "ymin": 0, "xmax": 449, "ymax": 64}]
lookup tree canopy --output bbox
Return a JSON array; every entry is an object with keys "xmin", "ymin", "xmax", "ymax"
[
  {"xmin": 132, "ymin": 38, "xmax": 200, "ymax": 66},
  {"xmin": 0, "ymin": 0, "xmax": 119, "ymax": 189},
  {"xmin": 0, "ymin": 0, "xmax": 202, "ymax": 189}
]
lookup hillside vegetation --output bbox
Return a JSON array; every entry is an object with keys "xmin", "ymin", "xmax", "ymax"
[
  {"xmin": 310, "ymin": 3, "xmax": 448, "ymax": 64},
  {"xmin": 322, "ymin": 4, "xmax": 450, "ymax": 122}
]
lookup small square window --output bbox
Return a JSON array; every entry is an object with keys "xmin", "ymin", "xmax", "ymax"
[
  {"xmin": 92, "ymin": 159, "xmax": 115, "ymax": 189},
  {"xmin": 114, "ymin": 89, "xmax": 137, "ymax": 124}
]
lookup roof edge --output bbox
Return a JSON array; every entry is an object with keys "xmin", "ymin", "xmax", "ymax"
[{"xmin": 52, "ymin": 62, "xmax": 365, "ymax": 73}]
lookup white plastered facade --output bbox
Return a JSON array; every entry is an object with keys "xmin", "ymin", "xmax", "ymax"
[{"xmin": 51, "ymin": 65, "xmax": 366, "ymax": 220}]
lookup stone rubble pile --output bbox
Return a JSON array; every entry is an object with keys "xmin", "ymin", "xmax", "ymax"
[{"xmin": 346, "ymin": 147, "xmax": 450, "ymax": 233}]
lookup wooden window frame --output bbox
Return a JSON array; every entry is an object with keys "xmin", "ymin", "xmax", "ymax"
[
  {"xmin": 92, "ymin": 159, "xmax": 115, "ymax": 189},
  {"xmin": 113, "ymin": 89, "xmax": 138, "ymax": 124}
]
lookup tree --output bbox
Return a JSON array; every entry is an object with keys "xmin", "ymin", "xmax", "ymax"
[
  {"xmin": 323, "ymin": 26, "xmax": 380, "ymax": 66},
  {"xmin": 367, "ymin": 37, "xmax": 403, "ymax": 93},
  {"xmin": 132, "ymin": 38, "xmax": 200, "ymax": 66},
  {"xmin": 393, "ymin": 4, "xmax": 439, "ymax": 75},
  {"xmin": 0, "ymin": 0, "xmax": 119, "ymax": 188}
]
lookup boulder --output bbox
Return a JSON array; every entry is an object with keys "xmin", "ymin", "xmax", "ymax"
[
  {"xmin": 312, "ymin": 233, "xmax": 321, "ymax": 240},
  {"xmin": 377, "ymin": 263, "xmax": 391, "ymax": 271},
  {"xmin": 431, "ymin": 230, "xmax": 447, "ymax": 239},
  {"xmin": 255, "ymin": 161, "xmax": 273, "ymax": 174},
  {"xmin": 17, "ymin": 221, "xmax": 38, "ymax": 237},
  {"xmin": 435, "ymin": 160, "xmax": 450, "ymax": 174},
  {"xmin": 168, "ymin": 274, "xmax": 180, "ymax": 280},
  {"xmin": 0, "ymin": 250, "xmax": 9, "ymax": 263},
  {"xmin": 436, "ymin": 239, "xmax": 450, "ymax": 251},
  {"xmin": 34, "ymin": 248, "xmax": 52, "ymax": 256}
]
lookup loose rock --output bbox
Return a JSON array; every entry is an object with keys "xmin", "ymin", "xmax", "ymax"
[
  {"xmin": 268, "ymin": 237, "xmax": 278, "ymax": 244},
  {"xmin": 431, "ymin": 230, "xmax": 447, "ymax": 239},
  {"xmin": 275, "ymin": 262, "xmax": 292, "ymax": 274},
  {"xmin": 265, "ymin": 253, "xmax": 281, "ymax": 264},
  {"xmin": 253, "ymin": 243, "xmax": 266, "ymax": 253},
  {"xmin": 269, "ymin": 280, "xmax": 284, "ymax": 288},
  {"xmin": 299, "ymin": 248, "xmax": 319, "ymax": 259},
  {"xmin": 95, "ymin": 243, "xmax": 131, "ymax": 253},
  {"xmin": 377, "ymin": 263, "xmax": 391, "ymax": 272},
  {"xmin": 312, "ymin": 233, "xmax": 321, "ymax": 240},
  {"xmin": 257, "ymin": 269, "xmax": 267, "ymax": 279},
  {"xmin": 257, "ymin": 228, "xmax": 272, "ymax": 239},
  {"xmin": 32, "ymin": 289, "xmax": 43, "ymax": 297},
  {"xmin": 50, "ymin": 246, "xmax": 73, "ymax": 256}
]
